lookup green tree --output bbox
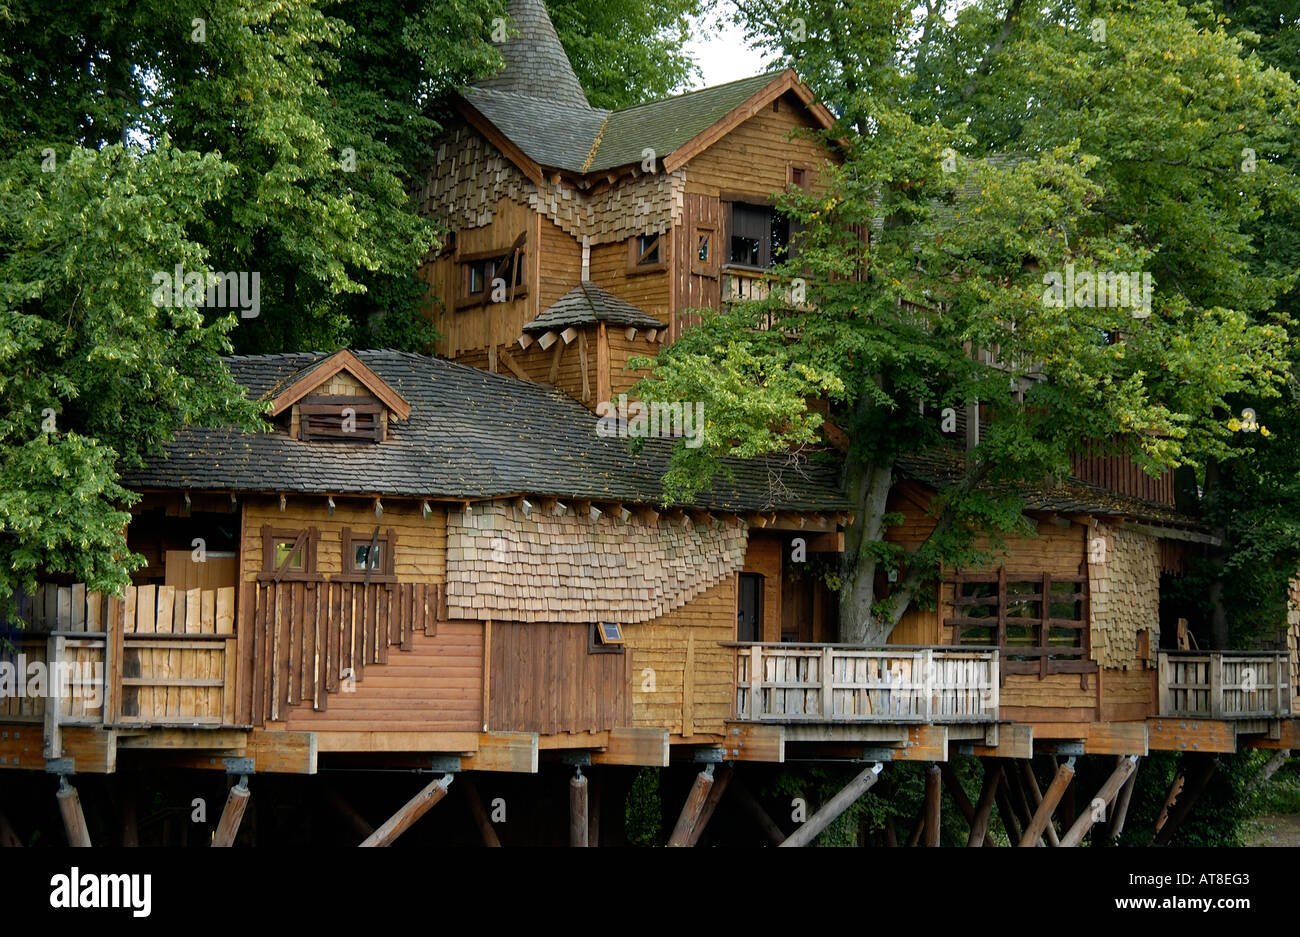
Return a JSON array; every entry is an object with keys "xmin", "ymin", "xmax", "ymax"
[{"xmin": 638, "ymin": 0, "xmax": 1299, "ymax": 644}]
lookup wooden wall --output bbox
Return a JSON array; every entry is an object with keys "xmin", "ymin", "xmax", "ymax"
[
  {"xmin": 418, "ymin": 195, "xmax": 540, "ymax": 360},
  {"xmin": 487, "ymin": 622, "xmax": 632, "ymax": 734},
  {"xmin": 672, "ymin": 192, "xmax": 723, "ymax": 338},
  {"xmin": 1100, "ymin": 666, "xmax": 1157, "ymax": 722},
  {"xmin": 742, "ymin": 534, "xmax": 783, "ymax": 643},
  {"xmin": 507, "ymin": 325, "xmax": 600, "ymax": 405},
  {"xmin": 606, "ymin": 331, "xmax": 660, "ymax": 399},
  {"xmin": 240, "ymin": 497, "xmax": 446, "ymax": 584},
  {"xmin": 538, "ymin": 215, "xmax": 581, "ymax": 313},
  {"xmin": 1071, "ymin": 450, "xmax": 1175, "ymax": 505},
  {"xmin": 589, "ymin": 238, "xmax": 671, "ymax": 323},
  {"xmin": 999, "ymin": 673, "xmax": 1097, "ymax": 723},
  {"xmin": 624, "ymin": 578, "xmax": 736, "ymax": 738}
]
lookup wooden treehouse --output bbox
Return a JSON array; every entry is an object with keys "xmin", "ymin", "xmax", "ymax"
[{"xmin": 2, "ymin": 0, "xmax": 1297, "ymax": 848}]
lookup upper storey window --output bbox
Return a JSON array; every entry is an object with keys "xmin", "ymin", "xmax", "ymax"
[{"xmin": 728, "ymin": 202, "xmax": 793, "ymax": 269}]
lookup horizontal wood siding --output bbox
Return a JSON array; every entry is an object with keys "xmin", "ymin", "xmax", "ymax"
[
  {"xmin": 999, "ymin": 672, "xmax": 1098, "ymax": 723},
  {"xmin": 488, "ymin": 622, "xmax": 632, "ymax": 734},
  {"xmin": 284, "ymin": 621, "xmax": 482, "ymax": 733},
  {"xmin": 590, "ymin": 239, "xmax": 671, "ymax": 322},
  {"xmin": 538, "ymin": 215, "xmax": 581, "ymax": 313},
  {"xmin": 1100, "ymin": 666, "xmax": 1157, "ymax": 722},
  {"xmin": 606, "ymin": 332, "xmax": 659, "ymax": 399},
  {"xmin": 683, "ymin": 92, "xmax": 834, "ymax": 200},
  {"xmin": 624, "ymin": 578, "xmax": 736, "ymax": 737}
]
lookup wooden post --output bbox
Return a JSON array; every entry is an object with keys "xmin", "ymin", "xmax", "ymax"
[
  {"xmin": 120, "ymin": 787, "xmax": 138, "ymax": 847},
  {"xmin": 779, "ymin": 763, "xmax": 883, "ymax": 848},
  {"xmin": 1245, "ymin": 749, "xmax": 1290, "ymax": 794},
  {"xmin": 1153, "ymin": 756, "xmax": 1217, "ymax": 847},
  {"xmin": 1106, "ymin": 756, "xmax": 1139, "ymax": 842},
  {"xmin": 589, "ymin": 769, "xmax": 601, "ymax": 847},
  {"xmin": 1060, "ymin": 755, "xmax": 1138, "ymax": 847},
  {"xmin": 1003, "ymin": 760, "xmax": 1038, "ymax": 845},
  {"xmin": 731, "ymin": 778, "xmax": 785, "ymax": 845},
  {"xmin": 460, "ymin": 776, "xmax": 500, "ymax": 847},
  {"xmin": 570, "ymin": 768, "xmax": 589, "ymax": 847},
  {"xmin": 56, "ymin": 777, "xmax": 91, "ymax": 847},
  {"xmin": 940, "ymin": 763, "xmax": 976, "ymax": 823},
  {"xmin": 968, "ymin": 763, "xmax": 1001, "ymax": 847},
  {"xmin": 1020, "ymin": 759, "xmax": 1060, "ymax": 846},
  {"xmin": 993, "ymin": 766, "xmax": 1021, "ymax": 844},
  {"xmin": 211, "ymin": 775, "xmax": 251, "ymax": 847},
  {"xmin": 1018, "ymin": 757, "xmax": 1075, "ymax": 847},
  {"xmin": 682, "ymin": 764, "xmax": 733, "ymax": 847},
  {"xmin": 360, "ymin": 775, "xmax": 453, "ymax": 847},
  {"xmin": 923, "ymin": 764, "xmax": 941, "ymax": 846},
  {"xmin": 321, "ymin": 787, "xmax": 374, "ymax": 842},
  {"xmin": 668, "ymin": 765, "xmax": 714, "ymax": 846},
  {"xmin": 1154, "ymin": 768, "xmax": 1186, "ymax": 835},
  {"xmin": 884, "ymin": 817, "xmax": 899, "ymax": 847}
]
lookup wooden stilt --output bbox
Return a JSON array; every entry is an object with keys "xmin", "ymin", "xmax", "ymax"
[
  {"xmin": 967, "ymin": 763, "xmax": 1000, "ymax": 847},
  {"xmin": 732, "ymin": 779, "xmax": 785, "ymax": 845},
  {"xmin": 212, "ymin": 775, "xmax": 251, "ymax": 847},
  {"xmin": 1106, "ymin": 756, "xmax": 1139, "ymax": 842},
  {"xmin": 1003, "ymin": 760, "xmax": 1039, "ymax": 845},
  {"xmin": 56, "ymin": 777, "xmax": 91, "ymax": 847},
  {"xmin": 460, "ymin": 776, "xmax": 500, "ymax": 847},
  {"xmin": 1245, "ymin": 749, "xmax": 1290, "ymax": 794},
  {"xmin": 1060, "ymin": 764, "xmax": 1076, "ymax": 829},
  {"xmin": 922, "ymin": 764, "xmax": 942, "ymax": 846},
  {"xmin": 589, "ymin": 769, "xmax": 601, "ymax": 847},
  {"xmin": 905, "ymin": 808, "xmax": 926, "ymax": 847},
  {"xmin": 1021, "ymin": 759, "xmax": 1060, "ymax": 846},
  {"xmin": 1154, "ymin": 767, "xmax": 1186, "ymax": 835},
  {"xmin": 884, "ymin": 817, "xmax": 899, "ymax": 847},
  {"xmin": 321, "ymin": 787, "xmax": 374, "ymax": 841},
  {"xmin": 940, "ymin": 763, "xmax": 976, "ymax": 824},
  {"xmin": 1153, "ymin": 756, "xmax": 1217, "ymax": 847},
  {"xmin": 667, "ymin": 765, "xmax": 714, "ymax": 846},
  {"xmin": 780, "ymin": 763, "xmax": 883, "ymax": 848},
  {"xmin": 120, "ymin": 788, "xmax": 138, "ymax": 847},
  {"xmin": 682, "ymin": 764, "xmax": 733, "ymax": 847},
  {"xmin": 360, "ymin": 774, "xmax": 452, "ymax": 847},
  {"xmin": 570, "ymin": 768, "xmax": 589, "ymax": 847},
  {"xmin": 1018, "ymin": 757, "xmax": 1075, "ymax": 847},
  {"xmin": 1060, "ymin": 755, "xmax": 1138, "ymax": 847},
  {"xmin": 993, "ymin": 767, "xmax": 1021, "ymax": 844}
]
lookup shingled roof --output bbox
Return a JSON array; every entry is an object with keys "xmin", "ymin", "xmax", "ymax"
[
  {"xmin": 120, "ymin": 350, "xmax": 848, "ymax": 514},
  {"xmin": 896, "ymin": 451, "xmax": 1202, "ymax": 529},
  {"xmin": 523, "ymin": 282, "xmax": 666, "ymax": 335},
  {"xmin": 460, "ymin": 1, "xmax": 820, "ymax": 174}
]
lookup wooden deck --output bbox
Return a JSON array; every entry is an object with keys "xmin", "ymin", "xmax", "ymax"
[{"xmin": 730, "ymin": 643, "xmax": 999, "ymax": 723}]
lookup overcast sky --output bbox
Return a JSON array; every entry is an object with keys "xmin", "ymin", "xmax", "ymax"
[{"xmin": 683, "ymin": 11, "xmax": 772, "ymax": 88}]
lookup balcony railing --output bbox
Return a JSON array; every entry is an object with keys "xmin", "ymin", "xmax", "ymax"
[
  {"xmin": 731, "ymin": 643, "xmax": 998, "ymax": 723},
  {"xmin": 1158, "ymin": 650, "xmax": 1291, "ymax": 719},
  {"xmin": 3, "ymin": 582, "xmax": 238, "ymax": 729}
]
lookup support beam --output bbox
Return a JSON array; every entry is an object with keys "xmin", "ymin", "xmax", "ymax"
[
  {"xmin": 1153, "ymin": 756, "xmax": 1217, "ymax": 847},
  {"xmin": 1059, "ymin": 755, "xmax": 1138, "ymax": 847},
  {"xmin": 923, "ymin": 764, "xmax": 942, "ymax": 846},
  {"xmin": 1003, "ymin": 759, "xmax": 1039, "ymax": 845},
  {"xmin": 1245, "ymin": 749, "xmax": 1290, "ymax": 794},
  {"xmin": 1021, "ymin": 759, "xmax": 1060, "ymax": 847},
  {"xmin": 56, "ymin": 777, "xmax": 91, "ymax": 847},
  {"xmin": 360, "ymin": 775, "xmax": 453, "ymax": 847},
  {"xmin": 731, "ymin": 778, "xmax": 785, "ymax": 845},
  {"xmin": 570, "ymin": 768, "xmax": 589, "ymax": 847},
  {"xmin": 461, "ymin": 776, "xmax": 500, "ymax": 847},
  {"xmin": 967, "ymin": 763, "xmax": 1001, "ymax": 847},
  {"xmin": 212, "ymin": 775, "xmax": 251, "ymax": 847},
  {"xmin": 1106, "ymin": 756, "xmax": 1139, "ymax": 842},
  {"xmin": 1154, "ymin": 768, "xmax": 1186, "ymax": 836},
  {"xmin": 993, "ymin": 767, "xmax": 1021, "ymax": 845},
  {"xmin": 682, "ymin": 765, "xmax": 733, "ymax": 847},
  {"xmin": 120, "ymin": 785, "xmax": 138, "ymax": 848},
  {"xmin": 1018, "ymin": 757, "xmax": 1075, "ymax": 847},
  {"xmin": 780, "ymin": 763, "xmax": 883, "ymax": 848},
  {"xmin": 667, "ymin": 765, "xmax": 714, "ymax": 847}
]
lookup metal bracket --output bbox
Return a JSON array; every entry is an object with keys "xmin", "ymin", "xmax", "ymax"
[
  {"xmin": 428, "ymin": 755, "xmax": 461, "ymax": 773},
  {"xmin": 556, "ymin": 751, "xmax": 590, "ymax": 767},
  {"xmin": 44, "ymin": 757, "xmax": 74, "ymax": 775},
  {"xmin": 223, "ymin": 757, "xmax": 255, "ymax": 775},
  {"xmin": 956, "ymin": 744, "xmax": 975, "ymax": 756},
  {"xmin": 692, "ymin": 747, "xmax": 727, "ymax": 763},
  {"xmin": 1049, "ymin": 741, "xmax": 1085, "ymax": 756}
]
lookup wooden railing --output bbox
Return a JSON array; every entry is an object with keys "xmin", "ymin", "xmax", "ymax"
[
  {"xmin": 1158, "ymin": 650, "xmax": 1291, "ymax": 719},
  {"xmin": 732, "ymin": 644, "xmax": 999, "ymax": 723},
  {"xmin": 3, "ymin": 583, "xmax": 237, "ymax": 730}
]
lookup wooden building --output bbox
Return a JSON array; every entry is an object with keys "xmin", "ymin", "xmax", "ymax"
[{"xmin": 1, "ymin": 0, "xmax": 1296, "ymax": 848}]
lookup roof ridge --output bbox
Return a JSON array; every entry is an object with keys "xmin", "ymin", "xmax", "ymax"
[
  {"xmin": 609, "ymin": 69, "xmax": 786, "ymax": 117},
  {"xmin": 580, "ymin": 112, "xmax": 612, "ymax": 173}
]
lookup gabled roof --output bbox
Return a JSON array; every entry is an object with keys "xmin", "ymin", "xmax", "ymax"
[
  {"xmin": 523, "ymin": 282, "xmax": 666, "ymax": 335},
  {"xmin": 457, "ymin": 0, "xmax": 837, "ymax": 176},
  {"xmin": 121, "ymin": 351, "xmax": 848, "ymax": 513},
  {"xmin": 267, "ymin": 348, "xmax": 411, "ymax": 421}
]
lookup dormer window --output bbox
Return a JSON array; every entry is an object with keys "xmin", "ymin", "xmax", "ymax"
[{"xmin": 299, "ymin": 395, "xmax": 384, "ymax": 442}]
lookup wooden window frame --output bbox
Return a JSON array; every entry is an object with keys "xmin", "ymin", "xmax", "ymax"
[
  {"xmin": 456, "ymin": 247, "xmax": 528, "ymax": 310},
  {"xmin": 335, "ymin": 526, "xmax": 398, "ymax": 584},
  {"xmin": 944, "ymin": 566, "xmax": 1097, "ymax": 684},
  {"xmin": 259, "ymin": 526, "xmax": 321, "ymax": 582},
  {"xmin": 588, "ymin": 621, "xmax": 626, "ymax": 655},
  {"xmin": 691, "ymin": 225, "xmax": 718, "ymax": 277},
  {"xmin": 298, "ymin": 395, "xmax": 384, "ymax": 442},
  {"xmin": 627, "ymin": 233, "xmax": 667, "ymax": 275},
  {"xmin": 787, "ymin": 162, "xmax": 812, "ymax": 190}
]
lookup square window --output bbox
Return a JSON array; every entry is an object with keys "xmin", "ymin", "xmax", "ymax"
[
  {"xmin": 637, "ymin": 234, "xmax": 660, "ymax": 265},
  {"xmin": 588, "ymin": 621, "xmax": 626, "ymax": 654},
  {"xmin": 353, "ymin": 543, "xmax": 383, "ymax": 571},
  {"xmin": 791, "ymin": 167, "xmax": 805, "ymax": 187},
  {"xmin": 260, "ymin": 526, "xmax": 319, "ymax": 581},
  {"xmin": 597, "ymin": 621, "xmax": 623, "ymax": 645},
  {"xmin": 697, "ymin": 232, "xmax": 711, "ymax": 264},
  {"xmin": 275, "ymin": 541, "xmax": 304, "ymax": 570}
]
